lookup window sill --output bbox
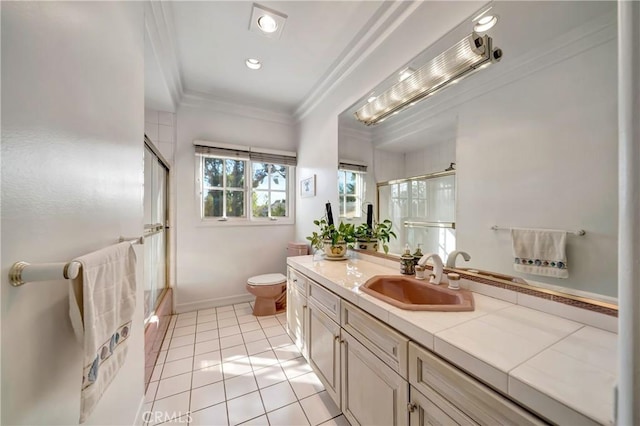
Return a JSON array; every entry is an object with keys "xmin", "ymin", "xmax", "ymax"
[{"xmin": 197, "ymin": 218, "xmax": 295, "ymax": 228}]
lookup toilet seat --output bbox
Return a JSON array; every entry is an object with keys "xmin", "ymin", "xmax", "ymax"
[{"xmin": 247, "ymin": 273, "xmax": 286, "ymax": 286}]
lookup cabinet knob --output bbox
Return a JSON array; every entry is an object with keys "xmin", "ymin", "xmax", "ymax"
[
  {"xmin": 407, "ymin": 403, "xmax": 417, "ymax": 413},
  {"xmin": 293, "ymin": 278, "xmax": 298, "ymax": 282},
  {"xmin": 334, "ymin": 334, "xmax": 340, "ymax": 341}
]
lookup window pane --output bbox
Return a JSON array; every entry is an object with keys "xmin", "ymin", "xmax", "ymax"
[
  {"xmin": 203, "ymin": 190, "xmax": 223, "ymax": 217},
  {"xmin": 269, "ymin": 164, "xmax": 287, "ymax": 191},
  {"xmin": 252, "ymin": 163, "xmax": 268, "ymax": 189},
  {"xmin": 203, "ymin": 158, "xmax": 223, "ymax": 187},
  {"xmin": 338, "ymin": 171, "xmax": 346, "ymax": 195},
  {"xmin": 252, "ymin": 191, "xmax": 269, "ymax": 217},
  {"xmin": 226, "ymin": 190, "xmax": 245, "ymax": 217},
  {"xmin": 226, "ymin": 159, "xmax": 245, "ymax": 188},
  {"xmin": 345, "ymin": 172, "xmax": 357, "ymax": 195},
  {"xmin": 271, "ymin": 192, "xmax": 287, "ymax": 217},
  {"xmin": 345, "ymin": 195, "xmax": 357, "ymax": 218}
]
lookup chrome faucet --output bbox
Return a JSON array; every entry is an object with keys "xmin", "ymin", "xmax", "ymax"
[
  {"xmin": 417, "ymin": 253, "xmax": 445, "ymax": 285},
  {"xmin": 446, "ymin": 250, "xmax": 471, "ymax": 268}
]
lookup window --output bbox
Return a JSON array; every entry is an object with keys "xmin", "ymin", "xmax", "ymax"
[
  {"xmin": 196, "ymin": 142, "xmax": 296, "ymax": 223},
  {"xmin": 338, "ymin": 161, "xmax": 367, "ymax": 219}
]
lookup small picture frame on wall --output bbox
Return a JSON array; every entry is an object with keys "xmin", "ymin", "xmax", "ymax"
[{"xmin": 300, "ymin": 175, "xmax": 316, "ymax": 198}]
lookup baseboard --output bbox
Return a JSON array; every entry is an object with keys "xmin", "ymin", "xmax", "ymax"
[{"xmin": 175, "ymin": 294, "xmax": 254, "ymax": 313}]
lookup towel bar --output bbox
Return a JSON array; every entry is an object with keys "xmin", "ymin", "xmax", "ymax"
[
  {"xmin": 491, "ymin": 225, "xmax": 586, "ymax": 236},
  {"xmin": 9, "ymin": 236, "xmax": 144, "ymax": 286}
]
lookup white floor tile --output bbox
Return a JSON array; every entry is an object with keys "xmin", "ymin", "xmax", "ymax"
[
  {"xmin": 260, "ymin": 381, "xmax": 297, "ymax": 413},
  {"xmin": 145, "ymin": 380, "xmax": 159, "ymax": 403},
  {"xmin": 223, "ymin": 357, "xmax": 254, "ymax": 379},
  {"xmin": 165, "ymin": 345, "xmax": 195, "ymax": 363},
  {"xmin": 253, "ymin": 364, "xmax": 287, "ymax": 389},
  {"xmin": 280, "ymin": 357, "xmax": 313, "ymax": 380},
  {"xmin": 155, "ymin": 372, "xmax": 192, "ymax": 400},
  {"xmin": 150, "ymin": 391, "xmax": 190, "ymax": 426},
  {"xmin": 246, "ymin": 339, "xmax": 272, "ymax": 356},
  {"xmin": 161, "ymin": 357, "xmax": 193, "ymax": 379},
  {"xmin": 222, "ymin": 344, "xmax": 248, "ymax": 361},
  {"xmin": 179, "ymin": 311, "xmax": 198, "ymax": 319},
  {"xmin": 235, "ymin": 307, "xmax": 254, "ymax": 317},
  {"xmin": 217, "ymin": 310, "xmax": 237, "ymax": 319},
  {"xmin": 319, "ymin": 415, "xmax": 350, "ymax": 426},
  {"xmin": 171, "ymin": 325, "xmax": 196, "ymax": 338},
  {"xmin": 151, "ymin": 364, "xmax": 163, "ymax": 382},
  {"xmin": 249, "ymin": 350, "xmax": 280, "ymax": 370},
  {"xmin": 190, "ymin": 381, "xmax": 226, "ymax": 412},
  {"xmin": 242, "ymin": 329, "xmax": 267, "ymax": 343},
  {"xmin": 234, "ymin": 302, "xmax": 252, "ymax": 309},
  {"xmin": 197, "ymin": 313, "xmax": 217, "ymax": 324},
  {"xmin": 197, "ymin": 321, "xmax": 219, "ymax": 332},
  {"xmin": 240, "ymin": 322, "xmax": 262, "ymax": 332},
  {"xmin": 220, "ymin": 334, "xmax": 244, "ymax": 349},
  {"xmin": 219, "ymin": 318, "xmax": 239, "ymax": 328},
  {"xmin": 193, "ymin": 350, "xmax": 222, "ymax": 371},
  {"xmin": 169, "ymin": 334, "xmax": 195, "ymax": 349},
  {"xmin": 263, "ymin": 325, "xmax": 286, "ymax": 338},
  {"xmin": 219, "ymin": 325, "xmax": 242, "ymax": 338},
  {"xmin": 274, "ymin": 344, "xmax": 300, "ymax": 362},
  {"xmin": 238, "ymin": 314, "xmax": 259, "ymax": 325},
  {"xmin": 175, "ymin": 317, "xmax": 197, "ymax": 328},
  {"xmin": 217, "ymin": 306, "xmax": 235, "ymax": 314},
  {"xmin": 289, "ymin": 372, "xmax": 325, "ymax": 400},
  {"xmin": 140, "ymin": 402, "xmax": 152, "ymax": 426},
  {"xmin": 300, "ymin": 391, "xmax": 340, "ymax": 426},
  {"xmin": 157, "ymin": 350, "xmax": 168, "ymax": 364},
  {"xmin": 238, "ymin": 414, "xmax": 269, "ymax": 426},
  {"xmin": 258, "ymin": 318, "xmax": 280, "ymax": 328},
  {"xmin": 195, "ymin": 329, "xmax": 219, "ymax": 343},
  {"xmin": 227, "ymin": 391, "xmax": 265, "ymax": 425},
  {"xmin": 195, "ymin": 339, "xmax": 221, "ymax": 355},
  {"xmin": 197, "ymin": 307, "xmax": 216, "ymax": 316},
  {"xmin": 225, "ymin": 371, "xmax": 259, "ymax": 400},
  {"xmin": 268, "ymin": 334, "xmax": 294, "ymax": 349},
  {"xmin": 192, "ymin": 363, "xmax": 224, "ymax": 389},
  {"xmin": 190, "ymin": 401, "xmax": 227, "ymax": 426},
  {"xmin": 267, "ymin": 402, "xmax": 310, "ymax": 426},
  {"xmin": 161, "ymin": 339, "xmax": 170, "ymax": 352}
]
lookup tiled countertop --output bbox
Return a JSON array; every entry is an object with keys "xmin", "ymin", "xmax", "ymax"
[{"xmin": 287, "ymin": 255, "xmax": 617, "ymax": 426}]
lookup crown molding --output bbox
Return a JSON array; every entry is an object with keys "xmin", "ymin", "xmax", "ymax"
[
  {"xmin": 293, "ymin": 1, "xmax": 422, "ymax": 122},
  {"xmin": 181, "ymin": 90, "xmax": 295, "ymax": 126},
  {"xmin": 370, "ymin": 10, "xmax": 617, "ymax": 148},
  {"xmin": 145, "ymin": 0, "xmax": 184, "ymax": 110}
]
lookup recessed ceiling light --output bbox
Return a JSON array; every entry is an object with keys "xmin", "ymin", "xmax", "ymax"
[
  {"xmin": 246, "ymin": 58, "xmax": 262, "ymax": 70},
  {"xmin": 257, "ymin": 15, "xmax": 278, "ymax": 33},
  {"xmin": 474, "ymin": 14, "xmax": 498, "ymax": 32},
  {"xmin": 249, "ymin": 4, "xmax": 287, "ymax": 39}
]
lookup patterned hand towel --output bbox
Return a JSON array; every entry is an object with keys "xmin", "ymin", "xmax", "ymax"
[
  {"xmin": 511, "ymin": 228, "xmax": 569, "ymax": 278},
  {"xmin": 69, "ymin": 242, "xmax": 137, "ymax": 423}
]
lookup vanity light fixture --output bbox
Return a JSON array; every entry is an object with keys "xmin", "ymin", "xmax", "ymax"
[
  {"xmin": 354, "ymin": 32, "xmax": 502, "ymax": 126},
  {"xmin": 245, "ymin": 58, "xmax": 262, "ymax": 70},
  {"xmin": 249, "ymin": 3, "xmax": 287, "ymax": 39},
  {"xmin": 399, "ymin": 67, "xmax": 416, "ymax": 82}
]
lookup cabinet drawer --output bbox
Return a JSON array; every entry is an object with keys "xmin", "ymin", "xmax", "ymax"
[
  {"xmin": 288, "ymin": 267, "xmax": 308, "ymax": 297},
  {"xmin": 341, "ymin": 301, "xmax": 409, "ymax": 378},
  {"xmin": 308, "ymin": 280, "xmax": 341, "ymax": 323},
  {"xmin": 410, "ymin": 385, "xmax": 474, "ymax": 426},
  {"xmin": 409, "ymin": 343, "xmax": 546, "ymax": 426}
]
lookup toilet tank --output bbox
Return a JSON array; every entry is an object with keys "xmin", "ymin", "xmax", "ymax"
[{"xmin": 287, "ymin": 242, "xmax": 309, "ymax": 257}]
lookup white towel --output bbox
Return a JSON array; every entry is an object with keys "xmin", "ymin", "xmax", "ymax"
[
  {"xmin": 511, "ymin": 228, "xmax": 569, "ymax": 279},
  {"xmin": 69, "ymin": 242, "xmax": 137, "ymax": 423}
]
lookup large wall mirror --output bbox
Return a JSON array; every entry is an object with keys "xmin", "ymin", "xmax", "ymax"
[{"xmin": 338, "ymin": 1, "xmax": 617, "ymax": 301}]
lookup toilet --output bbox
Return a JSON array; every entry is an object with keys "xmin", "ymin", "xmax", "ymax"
[
  {"xmin": 246, "ymin": 273, "xmax": 287, "ymax": 316},
  {"xmin": 246, "ymin": 242, "xmax": 309, "ymax": 316}
]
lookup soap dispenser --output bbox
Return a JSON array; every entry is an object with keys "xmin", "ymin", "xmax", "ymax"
[
  {"xmin": 400, "ymin": 244, "xmax": 415, "ymax": 275},
  {"xmin": 412, "ymin": 244, "xmax": 423, "ymax": 267}
]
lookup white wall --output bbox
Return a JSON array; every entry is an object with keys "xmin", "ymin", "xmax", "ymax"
[
  {"xmin": 174, "ymin": 102, "xmax": 296, "ymax": 312},
  {"xmin": 1, "ymin": 2, "xmax": 145, "ymax": 425}
]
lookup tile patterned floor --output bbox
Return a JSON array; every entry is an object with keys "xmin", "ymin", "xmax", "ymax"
[{"xmin": 143, "ymin": 303, "xmax": 350, "ymax": 426}]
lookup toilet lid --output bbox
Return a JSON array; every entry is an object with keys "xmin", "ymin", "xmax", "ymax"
[{"xmin": 248, "ymin": 273, "xmax": 286, "ymax": 286}]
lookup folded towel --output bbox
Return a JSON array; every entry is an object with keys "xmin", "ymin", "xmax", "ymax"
[
  {"xmin": 511, "ymin": 228, "xmax": 568, "ymax": 279},
  {"xmin": 69, "ymin": 242, "xmax": 137, "ymax": 423}
]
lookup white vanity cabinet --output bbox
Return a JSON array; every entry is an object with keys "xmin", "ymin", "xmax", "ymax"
[
  {"xmin": 408, "ymin": 343, "xmax": 546, "ymax": 426},
  {"xmin": 286, "ymin": 267, "xmax": 308, "ymax": 357},
  {"xmin": 306, "ymin": 281, "xmax": 342, "ymax": 408},
  {"xmin": 341, "ymin": 300, "xmax": 410, "ymax": 426}
]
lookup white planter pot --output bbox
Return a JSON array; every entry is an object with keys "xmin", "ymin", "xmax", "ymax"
[
  {"xmin": 356, "ymin": 239, "xmax": 379, "ymax": 252},
  {"xmin": 323, "ymin": 240, "xmax": 347, "ymax": 258}
]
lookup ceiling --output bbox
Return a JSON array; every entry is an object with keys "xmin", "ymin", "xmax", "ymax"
[{"xmin": 145, "ymin": 1, "xmax": 389, "ymax": 114}]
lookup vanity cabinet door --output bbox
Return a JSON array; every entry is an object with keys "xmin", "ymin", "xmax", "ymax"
[
  {"xmin": 306, "ymin": 298, "xmax": 341, "ymax": 408},
  {"xmin": 341, "ymin": 330, "xmax": 408, "ymax": 426},
  {"xmin": 409, "ymin": 385, "xmax": 474, "ymax": 426},
  {"xmin": 286, "ymin": 282, "xmax": 307, "ymax": 358}
]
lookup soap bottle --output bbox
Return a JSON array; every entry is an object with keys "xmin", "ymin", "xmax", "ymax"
[
  {"xmin": 400, "ymin": 244, "xmax": 415, "ymax": 275},
  {"xmin": 412, "ymin": 244, "xmax": 423, "ymax": 267}
]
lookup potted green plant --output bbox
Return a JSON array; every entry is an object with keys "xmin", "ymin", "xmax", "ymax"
[
  {"xmin": 355, "ymin": 219, "xmax": 396, "ymax": 254},
  {"xmin": 307, "ymin": 218, "xmax": 356, "ymax": 258}
]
